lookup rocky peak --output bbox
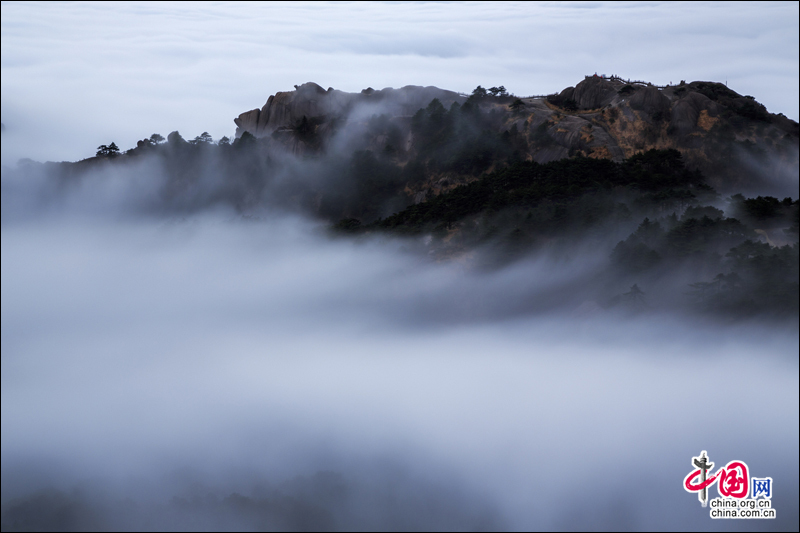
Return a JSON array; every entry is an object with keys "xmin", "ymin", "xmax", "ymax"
[
  {"xmin": 234, "ymin": 83, "xmax": 464, "ymax": 138},
  {"xmin": 571, "ymin": 75, "xmax": 619, "ymax": 110},
  {"xmin": 232, "ymin": 76, "xmax": 798, "ymax": 194}
]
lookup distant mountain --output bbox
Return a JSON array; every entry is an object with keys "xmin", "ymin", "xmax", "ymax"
[{"xmin": 234, "ymin": 77, "xmax": 798, "ymax": 196}]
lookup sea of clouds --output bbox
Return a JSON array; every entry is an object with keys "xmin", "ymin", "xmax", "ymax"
[{"xmin": 2, "ymin": 202, "xmax": 798, "ymax": 530}]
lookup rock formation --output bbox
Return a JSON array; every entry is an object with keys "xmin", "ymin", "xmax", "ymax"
[
  {"xmin": 629, "ymin": 86, "xmax": 671, "ymax": 116},
  {"xmin": 234, "ymin": 82, "xmax": 464, "ymax": 138},
  {"xmin": 669, "ymin": 91, "xmax": 716, "ymax": 134},
  {"xmin": 234, "ymin": 76, "xmax": 799, "ymax": 194},
  {"xmin": 571, "ymin": 75, "xmax": 618, "ymax": 110}
]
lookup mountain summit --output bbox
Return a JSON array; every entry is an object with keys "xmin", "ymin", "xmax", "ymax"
[
  {"xmin": 234, "ymin": 82, "xmax": 463, "ymax": 139},
  {"xmin": 234, "ymin": 76, "xmax": 798, "ymax": 195}
]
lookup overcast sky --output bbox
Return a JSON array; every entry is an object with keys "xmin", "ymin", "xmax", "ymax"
[{"xmin": 2, "ymin": 1, "xmax": 798, "ymax": 164}]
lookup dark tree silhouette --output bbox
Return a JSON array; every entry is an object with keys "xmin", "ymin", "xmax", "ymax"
[
  {"xmin": 96, "ymin": 142, "xmax": 120, "ymax": 157},
  {"xmin": 193, "ymin": 132, "xmax": 213, "ymax": 144},
  {"xmin": 471, "ymin": 86, "xmax": 487, "ymax": 98}
]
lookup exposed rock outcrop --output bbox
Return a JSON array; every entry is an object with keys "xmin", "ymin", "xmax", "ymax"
[
  {"xmin": 235, "ymin": 82, "xmax": 464, "ymax": 138},
  {"xmin": 235, "ymin": 109, "xmax": 261, "ymax": 136},
  {"xmin": 234, "ymin": 77, "xmax": 798, "ymax": 194},
  {"xmin": 556, "ymin": 86, "xmax": 575, "ymax": 102},
  {"xmin": 629, "ymin": 86, "xmax": 671, "ymax": 117},
  {"xmin": 571, "ymin": 76, "xmax": 618, "ymax": 110},
  {"xmin": 669, "ymin": 91, "xmax": 716, "ymax": 134}
]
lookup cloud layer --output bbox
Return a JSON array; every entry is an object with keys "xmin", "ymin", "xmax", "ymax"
[{"xmin": 2, "ymin": 215, "xmax": 798, "ymax": 530}]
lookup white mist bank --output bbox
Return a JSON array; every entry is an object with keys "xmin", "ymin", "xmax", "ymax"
[{"xmin": 2, "ymin": 215, "xmax": 797, "ymax": 530}]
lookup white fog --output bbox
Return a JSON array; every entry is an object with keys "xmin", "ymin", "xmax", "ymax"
[{"xmin": 2, "ymin": 210, "xmax": 797, "ymax": 530}]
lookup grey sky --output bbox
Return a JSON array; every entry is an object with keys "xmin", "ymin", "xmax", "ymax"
[{"xmin": 2, "ymin": 1, "xmax": 798, "ymax": 164}]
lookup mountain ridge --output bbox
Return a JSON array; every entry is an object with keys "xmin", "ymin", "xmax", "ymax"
[{"xmin": 233, "ymin": 76, "xmax": 798, "ymax": 195}]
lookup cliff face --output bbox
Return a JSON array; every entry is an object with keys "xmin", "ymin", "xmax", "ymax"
[{"xmin": 234, "ymin": 77, "xmax": 799, "ymax": 195}]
